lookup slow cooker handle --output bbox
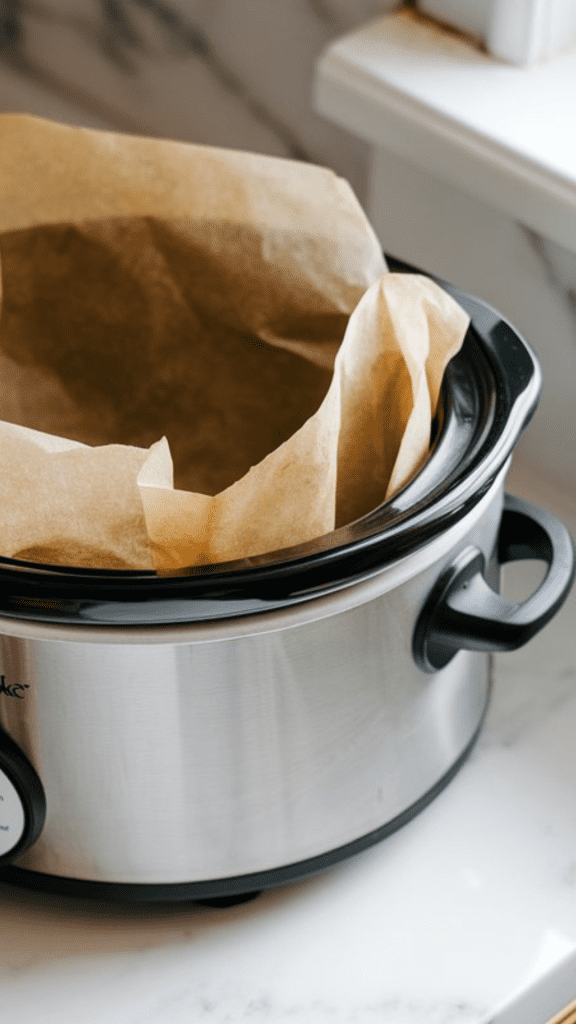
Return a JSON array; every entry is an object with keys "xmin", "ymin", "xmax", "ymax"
[{"xmin": 413, "ymin": 494, "xmax": 575, "ymax": 673}]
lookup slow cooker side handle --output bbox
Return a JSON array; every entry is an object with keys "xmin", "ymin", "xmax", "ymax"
[{"xmin": 413, "ymin": 494, "xmax": 576, "ymax": 673}]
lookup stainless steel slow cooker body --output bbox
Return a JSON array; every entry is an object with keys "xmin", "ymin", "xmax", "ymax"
[{"xmin": 0, "ymin": 260, "xmax": 573, "ymax": 901}]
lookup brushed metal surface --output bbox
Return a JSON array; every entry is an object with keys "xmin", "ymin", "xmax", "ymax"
[{"xmin": 0, "ymin": 476, "xmax": 505, "ymax": 885}]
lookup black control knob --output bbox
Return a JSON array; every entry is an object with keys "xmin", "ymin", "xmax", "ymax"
[{"xmin": 0, "ymin": 730, "xmax": 45, "ymax": 864}]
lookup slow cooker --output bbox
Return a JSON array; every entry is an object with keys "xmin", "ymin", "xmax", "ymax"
[{"xmin": 0, "ymin": 257, "xmax": 573, "ymax": 903}]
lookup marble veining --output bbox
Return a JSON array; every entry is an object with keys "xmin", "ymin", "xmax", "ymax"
[
  {"xmin": 523, "ymin": 226, "xmax": 576, "ymax": 335},
  {"xmin": 6, "ymin": 0, "xmax": 576, "ymax": 356},
  {"xmin": 0, "ymin": 0, "xmax": 401, "ymax": 195}
]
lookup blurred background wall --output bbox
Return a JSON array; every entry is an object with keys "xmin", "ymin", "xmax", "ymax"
[{"xmin": 0, "ymin": 0, "xmax": 399, "ymax": 202}]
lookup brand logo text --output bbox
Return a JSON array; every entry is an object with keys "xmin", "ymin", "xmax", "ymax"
[{"xmin": 0, "ymin": 675, "xmax": 29, "ymax": 699}]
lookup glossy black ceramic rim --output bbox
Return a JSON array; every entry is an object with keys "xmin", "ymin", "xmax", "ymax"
[{"xmin": 0, "ymin": 258, "xmax": 541, "ymax": 625}]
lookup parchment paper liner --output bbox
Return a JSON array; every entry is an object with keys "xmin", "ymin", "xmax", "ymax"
[{"xmin": 0, "ymin": 115, "xmax": 469, "ymax": 570}]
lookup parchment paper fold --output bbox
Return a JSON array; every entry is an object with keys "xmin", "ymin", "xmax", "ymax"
[{"xmin": 0, "ymin": 115, "xmax": 469, "ymax": 569}]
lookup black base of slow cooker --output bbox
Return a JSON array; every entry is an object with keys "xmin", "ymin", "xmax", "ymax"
[{"xmin": 0, "ymin": 672, "xmax": 491, "ymax": 904}]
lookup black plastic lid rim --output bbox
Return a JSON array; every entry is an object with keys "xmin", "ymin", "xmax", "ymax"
[{"xmin": 0, "ymin": 256, "xmax": 542, "ymax": 626}]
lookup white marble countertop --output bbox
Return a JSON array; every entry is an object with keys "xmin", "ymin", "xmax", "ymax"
[{"xmin": 1, "ymin": 458, "xmax": 575, "ymax": 1024}]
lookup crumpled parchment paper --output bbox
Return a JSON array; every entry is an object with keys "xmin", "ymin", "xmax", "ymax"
[{"xmin": 0, "ymin": 115, "xmax": 469, "ymax": 569}]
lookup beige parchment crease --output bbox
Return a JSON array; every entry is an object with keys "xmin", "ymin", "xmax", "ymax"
[{"xmin": 0, "ymin": 114, "xmax": 469, "ymax": 570}]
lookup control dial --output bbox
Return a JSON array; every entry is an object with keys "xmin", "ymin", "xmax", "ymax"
[{"xmin": 0, "ymin": 731, "xmax": 46, "ymax": 864}]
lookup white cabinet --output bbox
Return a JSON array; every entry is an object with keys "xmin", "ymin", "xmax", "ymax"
[
  {"xmin": 418, "ymin": 0, "xmax": 492, "ymax": 40},
  {"xmin": 419, "ymin": 0, "xmax": 576, "ymax": 64},
  {"xmin": 315, "ymin": 10, "xmax": 576, "ymax": 490}
]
